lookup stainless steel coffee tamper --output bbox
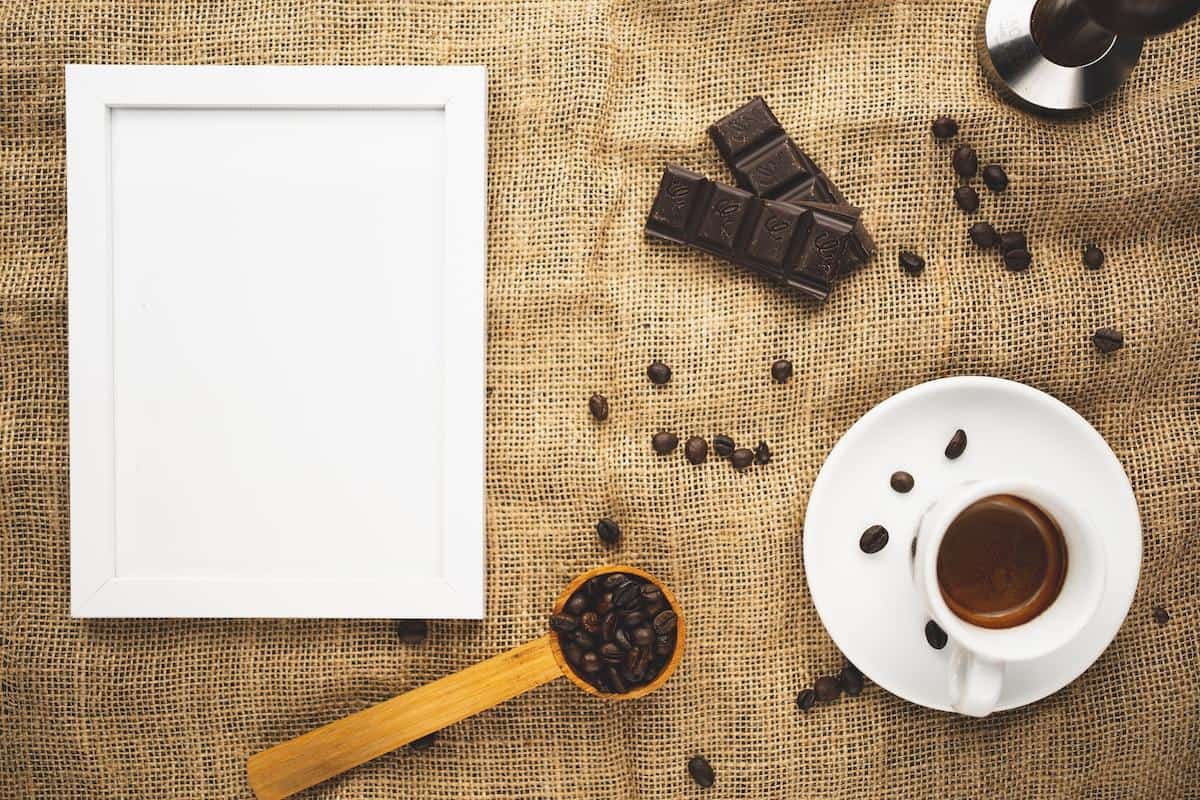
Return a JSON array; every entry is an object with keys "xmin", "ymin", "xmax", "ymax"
[{"xmin": 978, "ymin": 0, "xmax": 1200, "ymax": 114}]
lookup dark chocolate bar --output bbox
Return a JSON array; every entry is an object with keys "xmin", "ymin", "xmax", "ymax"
[
  {"xmin": 708, "ymin": 97, "xmax": 875, "ymax": 270},
  {"xmin": 645, "ymin": 164, "xmax": 859, "ymax": 301}
]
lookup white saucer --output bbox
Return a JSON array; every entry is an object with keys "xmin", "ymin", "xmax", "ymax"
[{"xmin": 803, "ymin": 377, "xmax": 1141, "ymax": 714}]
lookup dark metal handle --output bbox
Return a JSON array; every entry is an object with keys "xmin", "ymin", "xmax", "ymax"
[
  {"xmin": 1080, "ymin": 0, "xmax": 1200, "ymax": 37},
  {"xmin": 1032, "ymin": 0, "xmax": 1200, "ymax": 67}
]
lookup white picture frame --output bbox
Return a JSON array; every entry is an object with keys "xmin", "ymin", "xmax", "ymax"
[{"xmin": 67, "ymin": 65, "xmax": 487, "ymax": 618}]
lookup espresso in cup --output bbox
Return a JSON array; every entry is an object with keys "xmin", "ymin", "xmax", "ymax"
[{"xmin": 936, "ymin": 495, "xmax": 1068, "ymax": 629}]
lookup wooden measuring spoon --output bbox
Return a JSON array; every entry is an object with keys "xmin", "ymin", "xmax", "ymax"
[{"xmin": 246, "ymin": 565, "xmax": 685, "ymax": 799}]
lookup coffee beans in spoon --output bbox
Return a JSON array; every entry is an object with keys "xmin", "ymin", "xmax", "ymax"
[{"xmin": 550, "ymin": 572, "xmax": 677, "ymax": 694}]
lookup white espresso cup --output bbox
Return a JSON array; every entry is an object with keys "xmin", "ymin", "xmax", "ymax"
[{"xmin": 912, "ymin": 479, "xmax": 1107, "ymax": 717}]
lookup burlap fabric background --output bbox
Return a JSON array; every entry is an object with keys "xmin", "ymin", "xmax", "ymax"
[{"xmin": 2, "ymin": 1, "xmax": 1198, "ymax": 797}]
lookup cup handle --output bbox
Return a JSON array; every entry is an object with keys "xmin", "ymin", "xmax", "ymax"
[{"xmin": 948, "ymin": 644, "xmax": 1004, "ymax": 717}]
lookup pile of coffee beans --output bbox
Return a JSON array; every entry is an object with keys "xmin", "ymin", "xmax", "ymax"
[
  {"xmin": 795, "ymin": 662, "xmax": 866, "ymax": 711},
  {"xmin": 550, "ymin": 572, "xmax": 678, "ymax": 694}
]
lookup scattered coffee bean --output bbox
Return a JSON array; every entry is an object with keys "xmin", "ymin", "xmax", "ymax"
[
  {"xmin": 859, "ymin": 525, "xmax": 889, "ymax": 554},
  {"xmin": 596, "ymin": 517, "xmax": 621, "ymax": 547},
  {"xmin": 688, "ymin": 755, "xmax": 716, "ymax": 789},
  {"xmin": 549, "ymin": 613, "xmax": 578, "ymax": 633},
  {"xmin": 771, "ymin": 359, "xmax": 794, "ymax": 383},
  {"xmin": 588, "ymin": 393, "xmax": 609, "ymax": 421},
  {"xmin": 899, "ymin": 250, "xmax": 925, "ymax": 276},
  {"xmin": 730, "ymin": 448, "xmax": 754, "ymax": 470},
  {"xmin": 408, "ymin": 732, "xmax": 438, "ymax": 751},
  {"xmin": 1083, "ymin": 245, "xmax": 1105, "ymax": 270},
  {"xmin": 397, "ymin": 619, "xmax": 428, "ymax": 644},
  {"xmin": 954, "ymin": 185, "xmax": 979, "ymax": 213},
  {"xmin": 981, "ymin": 164, "xmax": 1008, "ymax": 192},
  {"xmin": 925, "ymin": 620, "xmax": 948, "ymax": 650},
  {"xmin": 931, "ymin": 115, "xmax": 959, "ymax": 139},
  {"xmin": 652, "ymin": 432, "xmax": 679, "ymax": 454},
  {"xmin": 652, "ymin": 609, "xmax": 678, "ymax": 634},
  {"xmin": 1152, "ymin": 606, "xmax": 1170, "ymax": 626},
  {"xmin": 754, "ymin": 441, "xmax": 771, "ymax": 465},
  {"xmin": 1003, "ymin": 249, "xmax": 1032, "ymax": 272},
  {"xmin": 945, "ymin": 429, "xmax": 967, "ymax": 459},
  {"xmin": 839, "ymin": 665, "xmax": 864, "ymax": 697},
  {"xmin": 647, "ymin": 361, "xmax": 672, "ymax": 385},
  {"xmin": 952, "ymin": 144, "xmax": 978, "ymax": 178},
  {"xmin": 685, "ymin": 436, "xmax": 708, "ymax": 465},
  {"xmin": 890, "ymin": 471, "xmax": 914, "ymax": 493},
  {"xmin": 999, "ymin": 230, "xmax": 1026, "ymax": 254},
  {"xmin": 713, "ymin": 434, "xmax": 735, "ymax": 458},
  {"xmin": 1093, "ymin": 327, "xmax": 1124, "ymax": 354},
  {"xmin": 814, "ymin": 675, "xmax": 842, "ymax": 702},
  {"xmin": 795, "ymin": 687, "xmax": 817, "ymax": 712},
  {"xmin": 566, "ymin": 593, "xmax": 587, "ymax": 615},
  {"xmin": 969, "ymin": 221, "xmax": 998, "ymax": 249}
]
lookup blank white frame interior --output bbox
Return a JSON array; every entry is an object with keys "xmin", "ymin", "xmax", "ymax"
[{"xmin": 67, "ymin": 65, "xmax": 487, "ymax": 618}]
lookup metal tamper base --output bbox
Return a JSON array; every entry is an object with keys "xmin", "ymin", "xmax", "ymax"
[{"xmin": 977, "ymin": 0, "xmax": 1143, "ymax": 115}]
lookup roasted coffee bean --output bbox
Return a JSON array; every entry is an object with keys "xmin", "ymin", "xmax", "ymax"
[
  {"xmin": 580, "ymin": 611, "xmax": 600, "ymax": 634},
  {"xmin": 622, "ymin": 610, "xmax": 646, "ymax": 628},
  {"xmin": 771, "ymin": 358, "xmax": 794, "ymax": 383},
  {"xmin": 954, "ymin": 185, "xmax": 980, "ymax": 213},
  {"xmin": 644, "ymin": 662, "xmax": 662, "ymax": 683},
  {"xmin": 1152, "ymin": 606, "xmax": 1170, "ymax": 625},
  {"xmin": 755, "ymin": 441, "xmax": 771, "ymax": 465},
  {"xmin": 625, "ymin": 647, "xmax": 644, "ymax": 677},
  {"xmin": 730, "ymin": 448, "xmax": 754, "ymax": 470},
  {"xmin": 632, "ymin": 625, "xmax": 654, "ymax": 647},
  {"xmin": 1083, "ymin": 244, "xmax": 1105, "ymax": 270},
  {"xmin": 652, "ymin": 431, "xmax": 679, "ymax": 455},
  {"xmin": 573, "ymin": 628, "xmax": 598, "ymax": 650},
  {"xmin": 1093, "ymin": 327, "xmax": 1124, "ymax": 353},
  {"xmin": 688, "ymin": 755, "xmax": 716, "ymax": 789},
  {"xmin": 969, "ymin": 221, "xmax": 998, "ymax": 249},
  {"xmin": 859, "ymin": 525, "xmax": 889, "ymax": 554},
  {"xmin": 814, "ymin": 675, "xmax": 842, "ymax": 702},
  {"xmin": 600, "ymin": 642, "xmax": 624, "ymax": 664},
  {"xmin": 713, "ymin": 434, "xmax": 735, "ymax": 458},
  {"xmin": 588, "ymin": 393, "xmax": 609, "ymax": 421},
  {"xmin": 584, "ymin": 576, "xmax": 603, "ymax": 600},
  {"xmin": 565, "ymin": 593, "xmax": 587, "ymax": 615},
  {"xmin": 931, "ymin": 115, "xmax": 959, "ymax": 139},
  {"xmin": 1003, "ymin": 248, "xmax": 1032, "ymax": 272},
  {"xmin": 580, "ymin": 651, "xmax": 602, "ymax": 673},
  {"xmin": 685, "ymin": 436, "xmax": 709, "ymax": 465},
  {"xmin": 890, "ymin": 471, "xmax": 914, "ymax": 493},
  {"xmin": 654, "ymin": 634, "xmax": 674, "ymax": 656},
  {"xmin": 603, "ymin": 572, "xmax": 629, "ymax": 588},
  {"xmin": 614, "ymin": 580, "xmax": 642, "ymax": 610},
  {"xmin": 595, "ymin": 593, "xmax": 613, "ymax": 615},
  {"xmin": 564, "ymin": 643, "xmax": 584, "ymax": 666},
  {"xmin": 647, "ymin": 360, "xmax": 672, "ymax": 385},
  {"xmin": 601, "ymin": 612, "xmax": 619, "ymax": 641},
  {"xmin": 606, "ymin": 666, "xmax": 628, "ymax": 694},
  {"xmin": 653, "ymin": 609, "xmax": 678, "ymax": 634},
  {"xmin": 397, "ymin": 619, "xmax": 428, "ymax": 644},
  {"xmin": 795, "ymin": 688, "xmax": 817, "ymax": 711},
  {"xmin": 614, "ymin": 626, "xmax": 633, "ymax": 651},
  {"xmin": 839, "ymin": 665, "xmax": 864, "ymax": 697},
  {"xmin": 999, "ymin": 230, "xmax": 1026, "ymax": 253},
  {"xmin": 945, "ymin": 428, "xmax": 967, "ymax": 459},
  {"xmin": 548, "ymin": 614, "xmax": 578, "ymax": 633},
  {"xmin": 644, "ymin": 596, "xmax": 666, "ymax": 615},
  {"xmin": 899, "ymin": 250, "xmax": 925, "ymax": 276},
  {"xmin": 981, "ymin": 164, "xmax": 1008, "ymax": 192},
  {"xmin": 925, "ymin": 620, "xmax": 949, "ymax": 650},
  {"xmin": 953, "ymin": 144, "xmax": 978, "ymax": 178},
  {"xmin": 640, "ymin": 583, "xmax": 663, "ymax": 601},
  {"xmin": 596, "ymin": 518, "xmax": 621, "ymax": 547},
  {"xmin": 409, "ymin": 732, "xmax": 438, "ymax": 752}
]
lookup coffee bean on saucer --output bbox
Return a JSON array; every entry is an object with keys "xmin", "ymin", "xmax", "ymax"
[
  {"xmin": 795, "ymin": 687, "xmax": 816, "ymax": 712},
  {"xmin": 647, "ymin": 360, "xmax": 672, "ymax": 385},
  {"xmin": 754, "ymin": 441, "xmax": 771, "ymax": 465},
  {"xmin": 859, "ymin": 525, "xmax": 889, "ymax": 554},
  {"xmin": 945, "ymin": 429, "xmax": 967, "ymax": 459},
  {"xmin": 652, "ymin": 609, "xmax": 678, "ymax": 634},
  {"xmin": 899, "ymin": 250, "xmax": 925, "ymax": 276},
  {"xmin": 969, "ymin": 221, "xmax": 998, "ymax": 249},
  {"xmin": 814, "ymin": 675, "xmax": 842, "ymax": 702},
  {"xmin": 931, "ymin": 115, "xmax": 958, "ymax": 139},
  {"xmin": 713, "ymin": 434, "xmax": 735, "ymax": 458},
  {"xmin": 953, "ymin": 144, "xmax": 978, "ymax": 178},
  {"xmin": 1083, "ymin": 245, "xmax": 1105, "ymax": 270},
  {"xmin": 1093, "ymin": 327, "xmax": 1124, "ymax": 353},
  {"xmin": 397, "ymin": 619, "xmax": 428, "ymax": 644},
  {"xmin": 652, "ymin": 432, "xmax": 679, "ymax": 454},
  {"xmin": 409, "ymin": 732, "xmax": 438, "ymax": 751},
  {"xmin": 688, "ymin": 755, "xmax": 716, "ymax": 789},
  {"xmin": 771, "ymin": 359, "xmax": 794, "ymax": 383},
  {"xmin": 685, "ymin": 436, "xmax": 708, "ymax": 465},
  {"xmin": 730, "ymin": 448, "xmax": 754, "ymax": 470},
  {"xmin": 1152, "ymin": 605, "xmax": 1170, "ymax": 625},
  {"xmin": 1003, "ymin": 249, "xmax": 1032, "ymax": 272},
  {"xmin": 588, "ymin": 393, "xmax": 609, "ymax": 421},
  {"xmin": 925, "ymin": 620, "xmax": 949, "ymax": 650},
  {"xmin": 580, "ymin": 651, "xmax": 602, "ymax": 673},
  {"xmin": 549, "ymin": 613, "xmax": 578, "ymax": 633},
  {"xmin": 839, "ymin": 665, "xmax": 864, "ymax": 696},
  {"xmin": 999, "ymin": 230, "xmax": 1026, "ymax": 253},
  {"xmin": 890, "ymin": 471, "xmax": 914, "ymax": 493},
  {"xmin": 954, "ymin": 185, "xmax": 980, "ymax": 213},
  {"xmin": 982, "ymin": 164, "xmax": 1008, "ymax": 192},
  {"xmin": 596, "ymin": 518, "xmax": 621, "ymax": 547}
]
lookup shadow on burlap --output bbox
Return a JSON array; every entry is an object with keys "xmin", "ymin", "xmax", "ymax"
[{"xmin": 1, "ymin": 1, "xmax": 1198, "ymax": 797}]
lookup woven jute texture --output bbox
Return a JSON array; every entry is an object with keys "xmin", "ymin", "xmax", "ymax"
[{"xmin": 2, "ymin": 1, "xmax": 1199, "ymax": 797}]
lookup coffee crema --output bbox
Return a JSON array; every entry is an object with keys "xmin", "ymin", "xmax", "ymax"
[{"xmin": 936, "ymin": 495, "xmax": 1067, "ymax": 629}]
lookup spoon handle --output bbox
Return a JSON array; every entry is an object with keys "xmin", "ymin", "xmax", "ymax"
[{"xmin": 246, "ymin": 634, "xmax": 564, "ymax": 800}]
